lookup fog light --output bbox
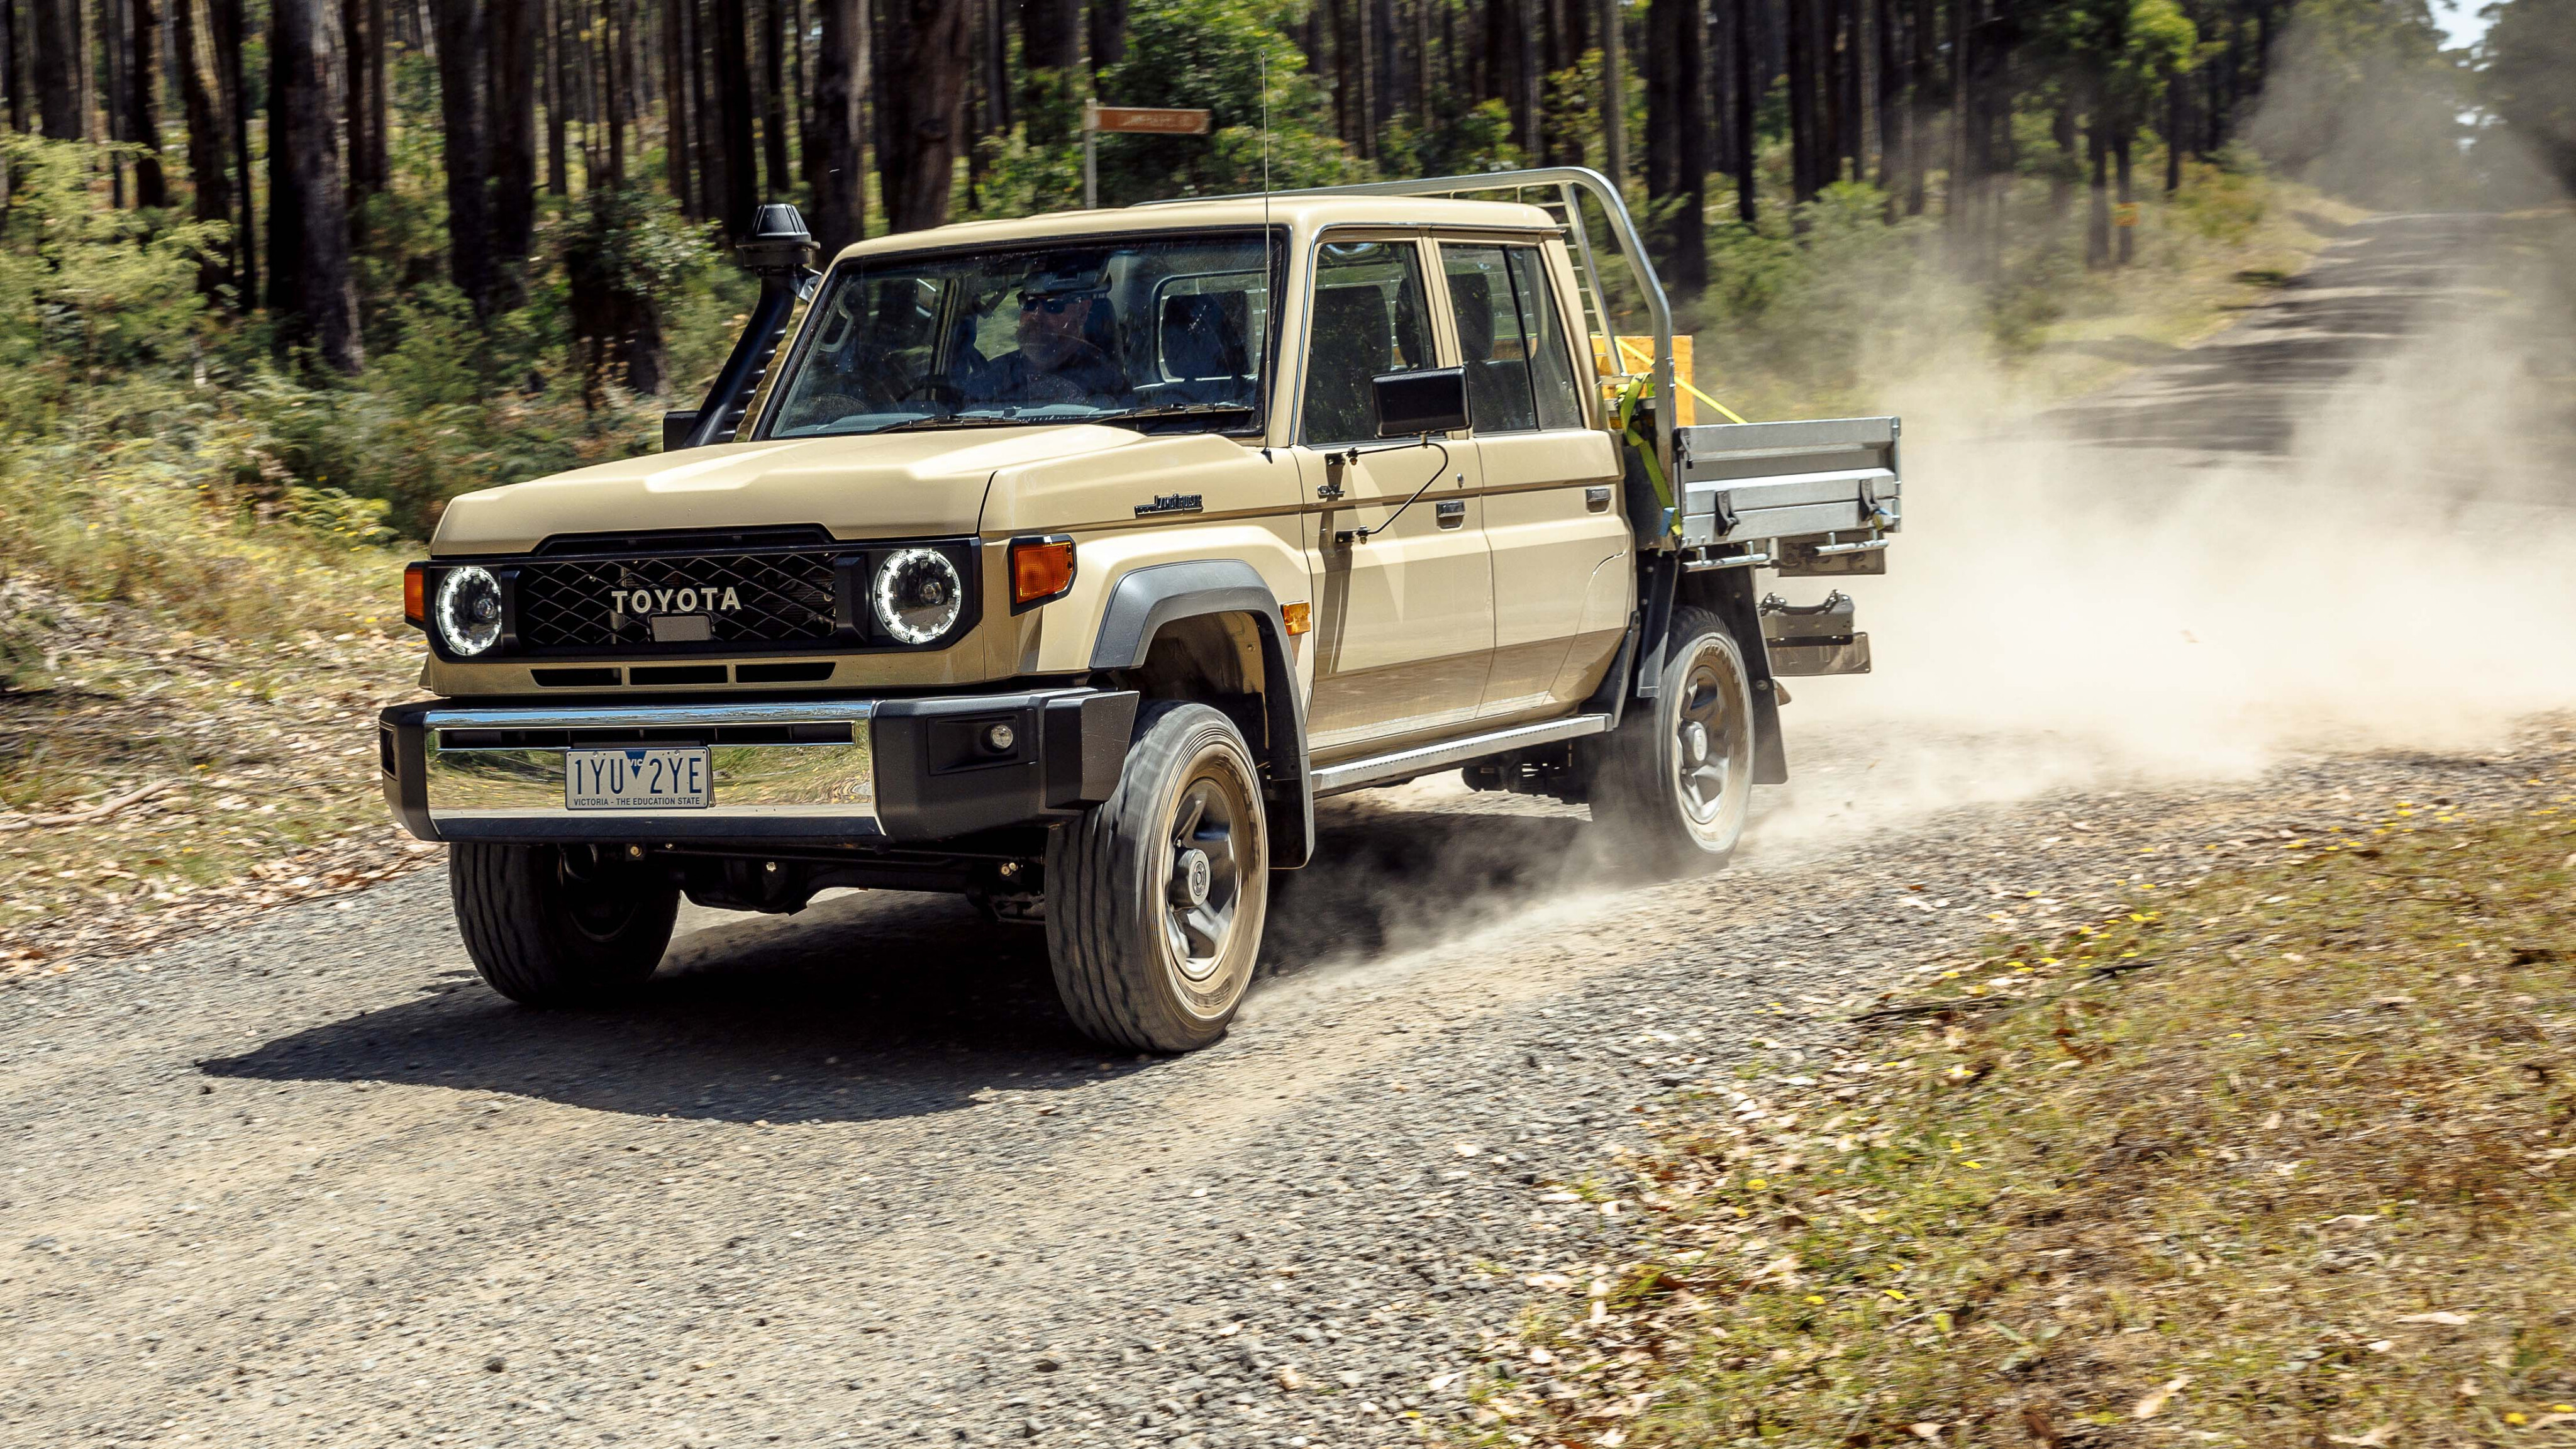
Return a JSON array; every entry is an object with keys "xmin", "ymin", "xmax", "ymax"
[{"xmin": 984, "ymin": 722, "xmax": 1017, "ymax": 753}]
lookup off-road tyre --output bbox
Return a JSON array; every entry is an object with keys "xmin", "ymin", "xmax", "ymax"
[
  {"xmin": 449, "ymin": 843, "xmax": 681, "ymax": 1007},
  {"xmin": 1045, "ymin": 701, "xmax": 1269, "ymax": 1053},
  {"xmin": 1588, "ymin": 605, "xmax": 1757, "ymax": 872}
]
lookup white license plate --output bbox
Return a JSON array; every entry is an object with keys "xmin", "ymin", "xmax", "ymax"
[{"xmin": 564, "ymin": 747, "xmax": 712, "ymax": 810}]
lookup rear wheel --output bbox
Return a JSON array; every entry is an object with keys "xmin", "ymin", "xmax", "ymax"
[
  {"xmin": 1045, "ymin": 702, "xmax": 1269, "ymax": 1052},
  {"xmin": 449, "ymin": 843, "xmax": 680, "ymax": 1006},
  {"xmin": 1588, "ymin": 605, "xmax": 1757, "ymax": 870}
]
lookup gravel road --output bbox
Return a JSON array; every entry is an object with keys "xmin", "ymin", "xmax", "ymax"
[{"xmin": 4, "ymin": 214, "xmax": 2570, "ymax": 1449}]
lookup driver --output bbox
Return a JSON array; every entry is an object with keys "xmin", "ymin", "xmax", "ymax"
[{"xmin": 958, "ymin": 277, "xmax": 1133, "ymax": 409}]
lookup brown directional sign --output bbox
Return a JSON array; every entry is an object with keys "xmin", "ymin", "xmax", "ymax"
[{"xmin": 1090, "ymin": 106, "xmax": 1213, "ymax": 136}]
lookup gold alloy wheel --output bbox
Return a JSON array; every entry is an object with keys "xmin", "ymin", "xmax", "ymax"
[
  {"xmin": 1155, "ymin": 747, "xmax": 1258, "ymax": 994},
  {"xmin": 1670, "ymin": 633, "xmax": 1755, "ymax": 847}
]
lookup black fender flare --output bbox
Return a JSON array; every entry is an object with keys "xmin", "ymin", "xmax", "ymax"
[{"xmin": 1089, "ymin": 560, "xmax": 1314, "ymax": 869}]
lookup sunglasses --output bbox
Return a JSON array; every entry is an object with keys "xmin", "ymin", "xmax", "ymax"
[{"xmin": 1020, "ymin": 294, "xmax": 1090, "ymax": 316}]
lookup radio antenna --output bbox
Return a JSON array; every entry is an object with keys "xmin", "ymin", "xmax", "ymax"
[{"xmin": 1260, "ymin": 50, "xmax": 1275, "ymax": 463}]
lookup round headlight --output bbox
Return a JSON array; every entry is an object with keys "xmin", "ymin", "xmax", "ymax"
[
  {"xmin": 872, "ymin": 548, "xmax": 963, "ymax": 645},
  {"xmin": 434, "ymin": 565, "xmax": 504, "ymax": 656}
]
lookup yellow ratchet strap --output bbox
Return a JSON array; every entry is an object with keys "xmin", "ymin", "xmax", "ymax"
[
  {"xmin": 1676, "ymin": 376, "xmax": 1752, "ymax": 426},
  {"xmin": 1613, "ymin": 373, "xmax": 1680, "ymax": 537}
]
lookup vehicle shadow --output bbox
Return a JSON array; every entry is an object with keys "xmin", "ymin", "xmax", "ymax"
[{"xmin": 198, "ymin": 793, "xmax": 1607, "ymax": 1123}]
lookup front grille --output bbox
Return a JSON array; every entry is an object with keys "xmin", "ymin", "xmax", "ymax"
[{"xmin": 515, "ymin": 549, "xmax": 840, "ymax": 652}]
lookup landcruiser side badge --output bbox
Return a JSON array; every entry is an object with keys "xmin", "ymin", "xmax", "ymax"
[{"xmin": 1134, "ymin": 493, "xmax": 1204, "ymax": 517}]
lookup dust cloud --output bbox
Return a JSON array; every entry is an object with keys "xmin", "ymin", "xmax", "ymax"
[{"xmin": 1753, "ymin": 209, "xmax": 2576, "ymax": 855}]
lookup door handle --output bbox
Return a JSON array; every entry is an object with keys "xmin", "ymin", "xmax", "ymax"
[
  {"xmin": 1585, "ymin": 486, "xmax": 1614, "ymax": 512},
  {"xmin": 1435, "ymin": 499, "xmax": 1467, "ymax": 529}
]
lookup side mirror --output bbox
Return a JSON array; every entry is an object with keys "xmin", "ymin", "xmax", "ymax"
[
  {"xmin": 1372, "ymin": 367, "xmax": 1471, "ymax": 438},
  {"xmin": 662, "ymin": 409, "xmax": 701, "ymax": 452}
]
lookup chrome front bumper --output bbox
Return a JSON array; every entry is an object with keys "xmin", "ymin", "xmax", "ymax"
[
  {"xmin": 379, "ymin": 689, "xmax": 1139, "ymax": 845},
  {"xmin": 419, "ymin": 700, "xmax": 879, "ymax": 841}
]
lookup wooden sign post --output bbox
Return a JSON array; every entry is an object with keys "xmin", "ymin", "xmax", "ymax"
[{"xmin": 1082, "ymin": 102, "xmax": 1214, "ymax": 208}]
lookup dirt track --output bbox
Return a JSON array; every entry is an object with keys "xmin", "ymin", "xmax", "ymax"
[{"xmin": 3, "ymin": 214, "xmax": 2570, "ymax": 1449}]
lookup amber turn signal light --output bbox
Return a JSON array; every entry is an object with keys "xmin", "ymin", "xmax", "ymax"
[
  {"xmin": 1009, "ymin": 537, "xmax": 1077, "ymax": 609},
  {"xmin": 402, "ymin": 562, "xmax": 428, "ymax": 628},
  {"xmin": 1282, "ymin": 602, "xmax": 1312, "ymax": 635}
]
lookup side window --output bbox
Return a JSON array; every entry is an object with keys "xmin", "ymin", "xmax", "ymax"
[
  {"xmin": 1505, "ymin": 247, "xmax": 1587, "ymax": 431},
  {"xmin": 1440, "ymin": 244, "xmax": 1538, "ymax": 433},
  {"xmin": 1150, "ymin": 270, "xmax": 1267, "ymax": 408},
  {"xmin": 1300, "ymin": 240, "xmax": 1433, "ymax": 445}
]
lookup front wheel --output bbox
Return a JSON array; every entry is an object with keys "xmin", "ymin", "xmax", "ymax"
[
  {"xmin": 1587, "ymin": 605, "xmax": 1757, "ymax": 870},
  {"xmin": 450, "ymin": 843, "xmax": 680, "ymax": 1006},
  {"xmin": 1045, "ymin": 702, "xmax": 1270, "ymax": 1052}
]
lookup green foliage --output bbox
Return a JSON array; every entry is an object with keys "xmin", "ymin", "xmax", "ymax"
[
  {"xmin": 2245, "ymin": 0, "xmax": 2480, "ymax": 208},
  {"xmin": 1092, "ymin": 0, "xmax": 1364, "ymax": 201},
  {"xmin": 1694, "ymin": 184, "xmax": 1978, "ymax": 415},
  {"xmin": 2480, "ymin": 0, "xmax": 2576, "ymax": 196}
]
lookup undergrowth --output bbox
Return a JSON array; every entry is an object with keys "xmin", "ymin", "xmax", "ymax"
[{"xmin": 1484, "ymin": 798, "xmax": 2576, "ymax": 1448}]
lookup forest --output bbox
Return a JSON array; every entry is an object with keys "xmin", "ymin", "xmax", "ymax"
[{"xmin": 0, "ymin": 0, "xmax": 2563, "ymax": 560}]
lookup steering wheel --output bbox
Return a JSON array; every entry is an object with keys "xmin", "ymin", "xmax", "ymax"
[{"xmin": 899, "ymin": 375, "xmax": 963, "ymax": 408}]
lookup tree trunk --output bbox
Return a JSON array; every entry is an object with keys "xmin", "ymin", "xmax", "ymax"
[
  {"xmin": 1, "ymin": 0, "xmax": 18, "ymax": 140},
  {"xmin": 2084, "ymin": 108, "xmax": 2109, "ymax": 269},
  {"xmin": 2164, "ymin": 79, "xmax": 2182, "ymax": 193},
  {"xmin": 2113, "ymin": 124, "xmax": 2133, "ymax": 264},
  {"xmin": 1731, "ymin": 0, "xmax": 1753, "ymax": 222},
  {"xmin": 758, "ymin": 0, "xmax": 791, "ymax": 194},
  {"xmin": 1873, "ymin": 0, "xmax": 1898, "ymax": 203},
  {"xmin": 268, "ymin": 0, "xmax": 362, "ymax": 370},
  {"xmin": 1518, "ymin": 0, "xmax": 1540, "ymax": 157},
  {"xmin": 1785, "ymin": 0, "xmax": 1819, "ymax": 204},
  {"xmin": 660, "ymin": 0, "xmax": 690, "ymax": 208},
  {"xmin": 104, "ymin": 0, "xmax": 128, "ymax": 203},
  {"xmin": 1087, "ymin": 0, "xmax": 1125, "ymax": 74},
  {"xmin": 1904, "ymin": 0, "xmax": 1929, "ymax": 213},
  {"xmin": 123, "ymin": 0, "xmax": 167, "ymax": 204},
  {"xmin": 811, "ymin": 0, "xmax": 866, "ymax": 257},
  {"xmin": 1602, "ymin": 0, "xmax": 1627, "ymax": 188},
  {"xmin": 691, "ymin": 0, "xmax": 725, "ymax": 220},
  {"xmin": 367, "ymin": 0, "xmax": 389, "ymax": 186},
  {"xmin": 1018, "ymin": 0, "xmax": 1076, "ymax": 142},
  {"xmin": 980, "ymin": 0, "xmax": 1009, "ymax": 135},
  {"xmin": 879, "ymin": 0, "xmax": 965, "ymax": 232},
  {"xmin": 714, "ymin": 0, "xmax": 757, "ymax": 228},
  {"xmin": 433, "ymin": 0, "xmax": 496, "ymax": 311},
  {"xmin": 209, "ymin": 0, "xmax": 252, "ymax": 299},
  {"xmin": 491, "ymin": 0, "xmax": 540, "ymax": 265},
  {"xmin": 341, "ymin": 0, "xmax": 372, "ymax": 206},
  {"xmin": 544, "ymin": 0, "xmax": 567, "ymax": 192},
  {"xmin": 35, "ymin": 0, "xmax": 76, "ymax": 138},
  {"xmin": 174, "ymin": 0, "xmax": 233, "ymax": 294},
  {"xmin": 1645, "ymin": 0, "xmax": 1706, "ymax": 292},
  {"xmin": 2048, "ymin": 97, "xmax": 2073, "ymax": 219},
  {"xmin": 599, "ymin": 0, "xmax": 625, "ymax": 186},
  {"xmin": 1330, "ymin": 0, "xmax": 1353, "ymax": 147}
]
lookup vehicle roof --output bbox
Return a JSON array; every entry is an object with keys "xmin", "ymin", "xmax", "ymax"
[{"xmin": 829, "ymin": 194, "xmax": 1562, "ymax": 267}]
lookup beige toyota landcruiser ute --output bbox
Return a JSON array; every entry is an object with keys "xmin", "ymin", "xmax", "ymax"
[{"xmin": 380, "ymin": 169, "xmax": 1902, "ymax": 1052}]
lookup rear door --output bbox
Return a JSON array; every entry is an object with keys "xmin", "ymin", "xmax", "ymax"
[
  {"xmin": 1438, "ymin": 240, "xmax": 1629, "ymax": 721},
  {"xmin": 1289, "ymin": 235, "xmax": 1494, "ymax": 758}
]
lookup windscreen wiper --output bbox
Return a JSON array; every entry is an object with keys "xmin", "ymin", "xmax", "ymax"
[
  {"xmin": 870, "ymin": 411, "xmax": 1035, "ymax": 433},
  {"xmin": 1101, "ymin": 401, "xmax": 1258, "ymax": 425}
]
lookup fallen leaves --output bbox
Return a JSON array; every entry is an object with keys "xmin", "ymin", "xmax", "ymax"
[
  {"xmin": 0, "ymin": 578, "xmax": 430, "ymax": 980},
  {"xmin": 2132, "ymin": 1374, "xmax": 2190, "ymax": 1419}
]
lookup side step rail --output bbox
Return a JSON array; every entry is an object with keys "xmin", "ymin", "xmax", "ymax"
[{"xmin": 1311, "ymin": 713, "xmax": 1611, "ymax": 797}]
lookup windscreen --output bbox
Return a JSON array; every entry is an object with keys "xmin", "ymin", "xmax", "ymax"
[{"xmin": 764, "ymin": 231, "xmax": 1277, "ymax": 440}]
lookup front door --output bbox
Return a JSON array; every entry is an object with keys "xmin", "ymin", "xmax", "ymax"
[
  {"xmin": 1438, "ymin": 240, "xmax": 1631, "ymax": 721},
  {"xmin": 1289, "ymin": 236, "xmax": 1494, "ymax": 758}
]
